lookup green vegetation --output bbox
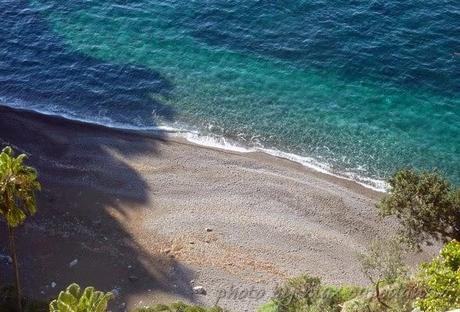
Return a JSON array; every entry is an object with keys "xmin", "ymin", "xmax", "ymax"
[
  {"xmin": 260, "ymin": 275, "xmax": 365, "ymax": 312},
  {"xmin": 415, "ymin": 240, "xmax": 460, "ymax": 312},
  {"xmin": 356, "ymin": 238, "xmax": 408, "ymax": 309},
  {"xmin": 258, "ymin": 275, "xmax": 425, "ymax": 312},
  {"xmin": 357, "ymin": 237, "xmax": 408, "ymax": 284},
  {"xmin": 134, "ymin": 302, "xmax": 226, "ymax": 312},
  {"xmin": 258, "ymin": 240, "xmax": 460, "ymax": 312},
  {"xmin": 1, "ymin": 283, "xmax": 225, "ymax": 312},
  {"xmin": 0, "ymin": 286, "xmax": 47, "ymax": 312},
  {"xmin": 259, "ymin": 169, "xmax": 460, "ymax": 309},
  {"xmin": 49, "ymin": 283, "xmax": 113, "ymax": 312},
  {"xmin": 0, "ymin": 146, "xmax": 41, "ymax": 312},
  {"xmin": 377, "ymin": 169, "xmax": 460, "ymax": 248},
  {"xmin": 1, "ymin": 151, "xmax": 459, "ymax": 312},
  {"xmin": 340, "ymin": 278, "xmax": 426, "ymax": 312}
]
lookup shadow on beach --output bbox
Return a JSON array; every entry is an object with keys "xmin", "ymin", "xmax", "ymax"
[
  {"xmin": 0, "ymin": 2, "xmax": 198, "ymax": 308},
  {"xmin": 0, "ymin": 106, "xmax": 197, "ymax": 310}
]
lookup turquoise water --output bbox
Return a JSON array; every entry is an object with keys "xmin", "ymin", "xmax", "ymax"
[{"xmin": 1, "ymin": 1, "xmax": 459, "ymax": 188}]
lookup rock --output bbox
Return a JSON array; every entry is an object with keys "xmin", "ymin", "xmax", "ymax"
[
  {"xmin": 189, "ymin": 241, "xmax": 195, "ymax": 244},
  {"xmin": 192, "ymin": 286, "xmax": 206, "ymax": 295},
  {"xmin": 51, "ymin": 282, "xmax": 56, "ymax": 288},
  {"xmin": 128, "ymin": 275, "xmax": 139, "ymax": 283},
  {"xmin": 111, "ymin": 287, "xmax": 121, "ymax": 298},
  {"xmin": 205, "ymin": 228, "xmax": 213, "ymax": 232},
  {"xmin": 69, "ymin": 259, "xmax": 78, "ymax": 268},
  {"xmin": 0, "ymin": 255, "xmax": 13, "ymax": 264}
]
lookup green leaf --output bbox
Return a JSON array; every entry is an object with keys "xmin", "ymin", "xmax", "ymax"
[
  {"xmin": 49, "ymin": 283, "xmax": 112, "ymax": 312},
  {"xmin": 0, "ymin": 146, "xmax": 40, "ymax": 228}
]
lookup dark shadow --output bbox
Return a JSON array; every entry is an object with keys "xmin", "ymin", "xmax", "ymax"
[
  {"xmin": 0, "ymin": 106, "xmax": 197, "ymax": 310},
  {"xmin": 0, "ymin": 2, "xmax": 192, "ymax": 306},
  {"xmin": 0, "ymin": 0, "xmax": 174, "ymax": 128}
]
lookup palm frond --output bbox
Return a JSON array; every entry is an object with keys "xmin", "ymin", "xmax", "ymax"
[{"xmin": 0, "ymin": 146, "xmax": 40, "ymax": 228}]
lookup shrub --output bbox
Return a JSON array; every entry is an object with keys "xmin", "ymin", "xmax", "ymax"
[
  {"xmin": 0, "ymin": 285, "xmax": 47, "ymax": 312},
  {"xmin": 415, "ymin": 240, "xmax": 460, "ymax": 312},
  {"xmin": 270, "ymin": 275, "xmax": 365, "ymax": 312},
  {"xmin": 377, "ymin": 169, "xmax": 460, "ymax": 248},
  {"xmin": 341, "ymin": 278, "xmax": 426, "ymax": 312},
  {"xmin": 309, "ymin": 285, "xmax": 365, "ymax": 312},
  {"xmin": 274, "ymin": 275, "xmax": 321, "ymax": 310},
  {"xmin": 134, "ymin": 302, "xmax": 226, "ymax": 312},
  {"xmin": 49, "ymin": 283, "xmax": 113, "ymax": 312},
  {"xmin": 265, "ymin": 272, "xmax": 426, "ymax": 312},
  {"xmin": 356, "ymin": 237, "xmax": 409, "ymax": 309},
  {"xmin": 357, "ymin": 238, "xmax": 408, "ymax": 285},
  {"xmin": 257, "ymin": 300, "xmax": 278, "ymax": 312}
]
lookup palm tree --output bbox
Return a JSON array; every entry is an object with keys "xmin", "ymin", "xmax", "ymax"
[{"xmin": 0, "ymin": 146, "xmax": 41, "ymax": 312}]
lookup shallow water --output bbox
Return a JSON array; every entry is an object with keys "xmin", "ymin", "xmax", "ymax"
[{"xmin": 1, "ymin": 0, "xmax": 459, "ymax": 188}]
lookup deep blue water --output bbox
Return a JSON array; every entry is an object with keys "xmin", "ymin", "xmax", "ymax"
[{"xmin": 1, "ymin": 0, "xmax": 459, "ymax": 188}]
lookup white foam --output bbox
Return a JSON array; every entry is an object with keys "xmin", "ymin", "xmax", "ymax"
[
  {"xmin": 0, "ymin": 97, "xmax": 162, "ymax": 132},
  {"xmin": 260, "ymin": 149, "xmax": 387, "ymax": 192},
  {"xmin": 177, "ymin": 131, "xmax": 387, "ymax": 192},
  {"xmin": 177, "ymin": 131, "xmax": 254, "ymax": 153},
  {"xmin": 0, "ymin": 100, "xmax": 387, "ymax": 192}
]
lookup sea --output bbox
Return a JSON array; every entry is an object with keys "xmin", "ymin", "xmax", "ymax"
[{"xmin": 1, "ymin": 0, "xmax": 459, "ymax": 191}]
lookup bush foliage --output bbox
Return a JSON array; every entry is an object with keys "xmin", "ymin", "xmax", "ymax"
[
  {"xmin": 269, "ymin": 275, "xmax": 365, "ymax": 312},
  {"xmin": 134, "ymin": 302, "xmax": 226, "ymax": 312},
  {"xmin": 258, "ymin": 239, "xmax": 460, "ymax": 312},
  {"xmin": 377, "ymin": 169, "xmax": 460, "ymax": 247},
  {"xmin": 262, "ymin": 275, "xmax": 426, "ymax": 312},
  {"xmin": 415, "ymin": 240, "xmax": 460, "ymax": 312},
  {"xmin": 0, "ymin": 286, "xmax": 47, "ymax": 312},
  {"xmin": 49, "ymin": 283, "xmax": 113, "ymax": 312},
  {"xmin": 341, "ymin": 278, "xmax": 426, "ymax": 312},
  {"xmin": 357, "ymin": 238, "xmax": 407, "ymax": 285}
]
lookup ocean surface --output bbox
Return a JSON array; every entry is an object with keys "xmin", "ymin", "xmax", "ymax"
[{"xmin": 1, "ymin": 1, "xmax": 459, "ymax": 190}]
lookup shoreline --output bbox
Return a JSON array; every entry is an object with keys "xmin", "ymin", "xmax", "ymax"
[
  {"xmin": 0, "ymin": 103, "xmax": 386, "ymax": 193},
  {"xmin": 0, "ymin": 104, "xmax": 436, "ymax": 311}
]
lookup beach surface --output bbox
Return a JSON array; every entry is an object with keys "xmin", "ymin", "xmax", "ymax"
[{"xmin": 0, "ymin": 105, "xmax": 436, "ymax": 311}]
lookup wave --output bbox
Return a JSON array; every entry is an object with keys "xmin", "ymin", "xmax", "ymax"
[
  {"xmin": 176, "ymin": 130, "xmax": 387, "ymax": 192},
  {"xmin": 0, "ymin": 98, "xmax": 387, "ymax": 193}
]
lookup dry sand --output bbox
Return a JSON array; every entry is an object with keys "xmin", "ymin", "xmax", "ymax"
[{"xmin": 0, "ymin": 105, "xmax": 436, "ymax": 311}]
